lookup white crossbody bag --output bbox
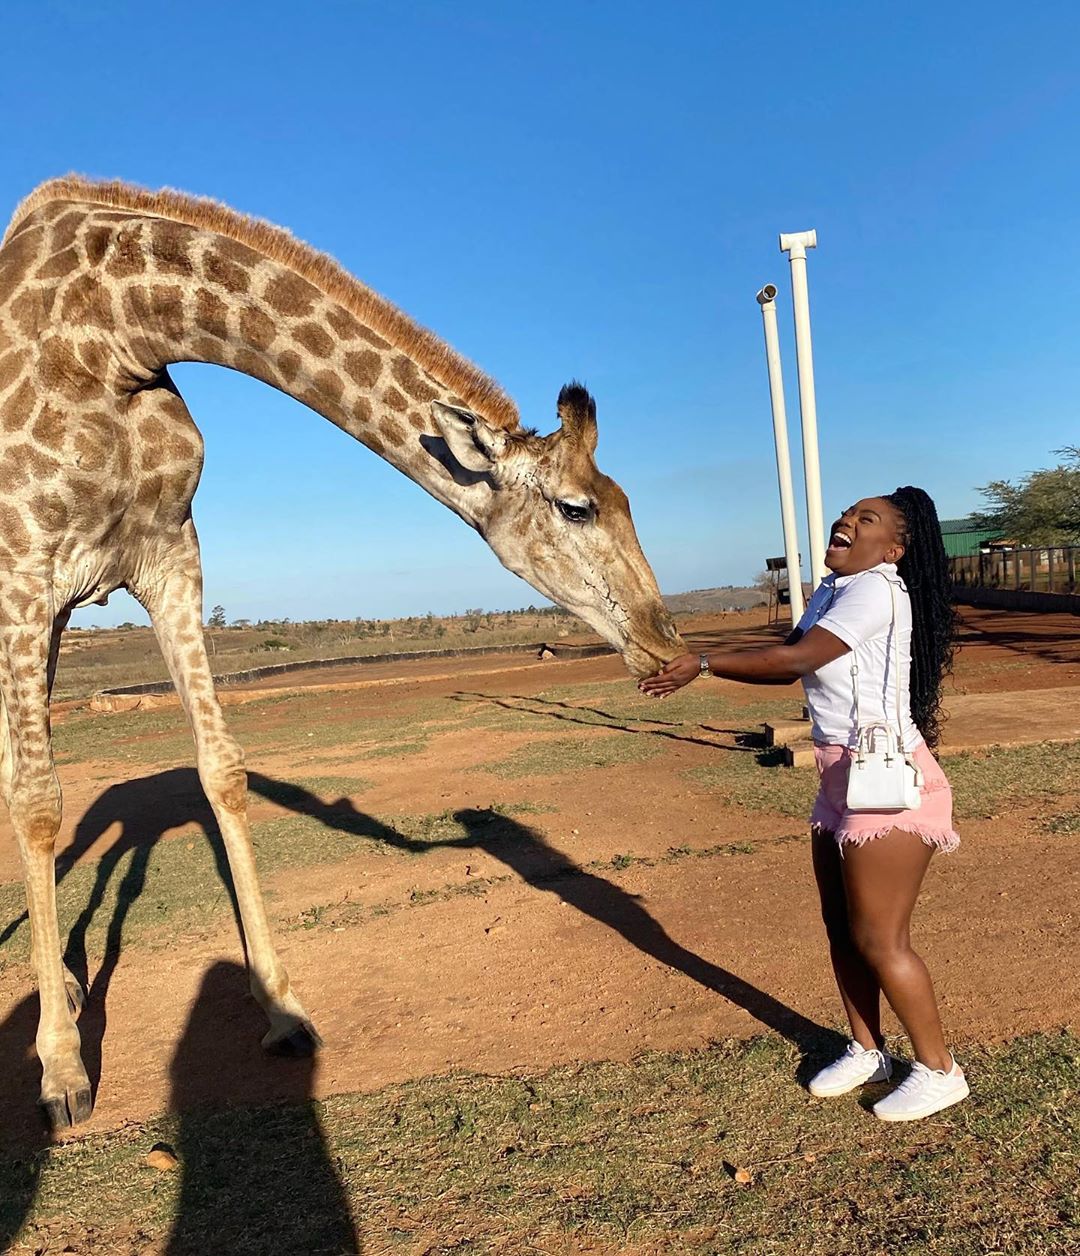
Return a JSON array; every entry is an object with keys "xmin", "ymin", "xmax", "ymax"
[{"xmin": 846, "ymin": 576, "xmax": 923, "ymax": 813}]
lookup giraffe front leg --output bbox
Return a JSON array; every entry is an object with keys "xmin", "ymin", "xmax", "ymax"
[
  {"xmin": 0, "ymin": 597, "xmax": 92, "ymax": 1129},
  {"xmin": 138, "ymin": 529, "xmax": 321, "ymax": 1056}
]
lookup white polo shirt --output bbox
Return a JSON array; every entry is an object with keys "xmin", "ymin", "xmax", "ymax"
[{"xmin": 796, "ymin": 562, "xmax": 922, "ymax": 751}]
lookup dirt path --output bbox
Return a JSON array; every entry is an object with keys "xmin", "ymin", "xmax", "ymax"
[{"xmin": 0, "ymin": 605, "xmax": 1077, "ymax": 1146}]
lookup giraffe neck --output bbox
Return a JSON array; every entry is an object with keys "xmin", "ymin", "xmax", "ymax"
[{"xmin": 80, "ymin": 207, "xmax": 503, "ymax": 525}]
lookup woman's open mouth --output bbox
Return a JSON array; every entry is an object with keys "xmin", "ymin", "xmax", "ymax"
[{"xmin": 826, "ymin": 530, "xmax": 853, "ymax": 554}]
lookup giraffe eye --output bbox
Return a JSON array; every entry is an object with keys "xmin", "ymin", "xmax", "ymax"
[{"xmin": 556, "ymin": 499, "xmax": 594, "ymax": 524}]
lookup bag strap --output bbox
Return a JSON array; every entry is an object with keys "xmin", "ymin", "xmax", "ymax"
[{"xmin": 849, "ymin": 572, "xmax": 902, "ymax": 742}]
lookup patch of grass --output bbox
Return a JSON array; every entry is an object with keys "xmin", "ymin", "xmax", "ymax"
[
  {"xmin": 4, "ymin": 1030, "xmax": 1077, "ymax": 1254},
  {"xmin": 945, "ymin": 740, "xmax": 1080, "ymax": 819},
  {"xmin": 254, "ymin": 774, "xmax": 374, "ymax": 804},
  {"xmin": 52, "ymin": 708, "xmax": 193, "ymax": 767},
  {"xmin": 479, "ymin": 732, "xmax": 666, "ymax": 779},
  {"xmin": 686, "ymin": 752, "xmax": 820, "ymax": 818},
  {"xmin": 688, "ymin": 739, "xmax": 1080, "ymax": 824},
  {"xmin": 0, "ymin": 826, "xmax": 235, "ymax": 965},
  {"xmin": 1043, "ymin": 810, "xmax": 1080, "ymax": 835},
  {"xmin": 0, "ymin": 800, "xmax": 561, "ymax": 966}
]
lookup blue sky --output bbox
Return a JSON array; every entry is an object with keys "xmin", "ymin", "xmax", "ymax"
[{"xmin": 4, "ymin": 1, "xmax": 1079, "ymax": 625}]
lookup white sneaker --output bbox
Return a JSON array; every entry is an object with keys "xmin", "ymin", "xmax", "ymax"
[
  {"xmin": 808, "ymin": 1040, "xmax": 894, "ymax": 1097},
  {"xmin": 873, "ymin": 1058, "xmax": 969, "ymax": 1122}
]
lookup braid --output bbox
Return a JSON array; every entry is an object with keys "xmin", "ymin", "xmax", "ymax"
[{"xmin": 884, "ymin": 486, "xmax": 956, "ymax": 750}]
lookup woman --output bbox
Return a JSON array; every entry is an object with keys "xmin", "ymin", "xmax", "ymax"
[{"xmin": 640, "ymin": 486, "xmax": 966, "ymax": 1122}]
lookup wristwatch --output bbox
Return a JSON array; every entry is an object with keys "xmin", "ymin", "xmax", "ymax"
[{"xmin": 699, "ymin": 653, "xmax": 711, "ymax": 678}]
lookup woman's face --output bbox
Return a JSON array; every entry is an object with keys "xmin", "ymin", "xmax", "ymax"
[{"xmin": 825, "ymin": 497, "xmax": 906, "ymax": 575}]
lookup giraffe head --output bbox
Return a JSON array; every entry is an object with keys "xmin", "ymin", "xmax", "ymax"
[{"xmin": 431, "ymin": 383, "xmax": 685, "ymax": 676}]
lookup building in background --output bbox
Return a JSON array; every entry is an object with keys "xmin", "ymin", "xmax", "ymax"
[{"xmin": 939, "ymin": 517, "xmax": 1005, "ymax": 558}]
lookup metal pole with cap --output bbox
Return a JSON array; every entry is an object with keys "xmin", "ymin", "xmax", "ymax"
[
  {"xmin": 779, "ymin": 229, "xmax": 827, "ymax": 587},
  {"xmin": 756, "ymin": 284, "xmax": 805, "ymax": 623}
]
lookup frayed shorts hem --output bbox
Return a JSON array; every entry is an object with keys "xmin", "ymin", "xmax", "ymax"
[
  {"xmin": 810, "ymin": 820, "xmax": 961, "ymax": 854},
  {"xmin": 810, "ymin": 742, "xmax": 960, "ymax": 855}
]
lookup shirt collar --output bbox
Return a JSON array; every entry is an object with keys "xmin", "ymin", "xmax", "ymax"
[{"xmin": 822, "ymin": 561, "xmax": 902, "ymax": 590}]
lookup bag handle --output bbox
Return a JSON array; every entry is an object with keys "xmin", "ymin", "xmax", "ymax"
[{"xmin": 850, "ymin": 574, "xmax": 905, "ymax": 758}]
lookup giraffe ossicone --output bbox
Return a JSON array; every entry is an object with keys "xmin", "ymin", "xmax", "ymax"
[{"xmin": 0, "ymin": 176, "xmax": 684, "ymax": 1129}]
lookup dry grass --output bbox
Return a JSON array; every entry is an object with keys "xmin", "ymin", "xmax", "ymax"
[{"xmin": 3, "ymin": 1031, "xmax": 1076, "ymax": 1254}]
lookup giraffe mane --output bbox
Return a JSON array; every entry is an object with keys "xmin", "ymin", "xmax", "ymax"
[{"xmin": 4, "ymin": 175, "xmax": 521, "ymax": 430}]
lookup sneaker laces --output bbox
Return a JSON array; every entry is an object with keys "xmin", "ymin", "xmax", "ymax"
[{"xmin": 891, "ymin": 1061, "xmax": 941, "ymax": 1096}]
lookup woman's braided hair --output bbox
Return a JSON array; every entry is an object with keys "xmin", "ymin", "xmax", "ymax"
[{"xmin": 884, "ymin": 486, "xmax": 956, "ymax": 750}]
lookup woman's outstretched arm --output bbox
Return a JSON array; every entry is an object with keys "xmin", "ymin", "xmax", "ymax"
[{"xmin": 638, "ymin": 626, "xmax": 850, "ymax": 697}]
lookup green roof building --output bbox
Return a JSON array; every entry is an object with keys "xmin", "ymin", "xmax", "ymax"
[{"xmin": 939, "ymin": 517, "xmax": 1004, "ymax": 558}]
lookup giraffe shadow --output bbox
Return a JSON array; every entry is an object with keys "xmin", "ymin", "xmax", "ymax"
[
  {"xmin": 0, "ymin": 765, "xmax": 841, "ymax": 1242},
  {"xmin": 246, "ymin": 774, "xmax": 844, "ymax": 1064}
]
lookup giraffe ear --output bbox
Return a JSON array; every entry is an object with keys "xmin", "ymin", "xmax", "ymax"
[
  {"xmin": 557, "ymin": 381, "xmax": 598, "ymax": 454},
  {"xmin": 430, "ymin": 401, "xmax": 507, "ymax": 473}
]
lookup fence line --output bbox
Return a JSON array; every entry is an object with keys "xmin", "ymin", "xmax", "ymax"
[{"xmin": 950, "ymin": 544, "xmax": 1079, "ymax": 595}]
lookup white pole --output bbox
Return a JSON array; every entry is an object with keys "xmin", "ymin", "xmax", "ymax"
[
  {"xmin": 756, "ymin": 284, "xmax": 805, "ymax": 623},
  {"xmin": 779, "ymin": 229, "xmax": 827, "ymax": 587}
]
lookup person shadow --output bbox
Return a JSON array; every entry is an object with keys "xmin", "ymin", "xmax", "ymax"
[{"xmin": 163, "ymin": 959, "xmax": 360, "ymax": 1255}]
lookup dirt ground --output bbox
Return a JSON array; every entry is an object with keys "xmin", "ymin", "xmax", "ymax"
[{"xmin": 0, "ymin": 605, "xmax": 1078, "ymax": 1148}]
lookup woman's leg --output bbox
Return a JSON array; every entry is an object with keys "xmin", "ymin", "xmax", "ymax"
[
  {"xmin": 811, "ymin": 828, "xmax": 884, "ymax": 1050},
  {"xmin": 839, "ymin": 829, "xmax": 951, "ymax": 1070}
]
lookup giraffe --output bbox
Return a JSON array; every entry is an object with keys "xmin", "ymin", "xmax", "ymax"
[{"xmin": 0, "ymin": 176, "xmax": 685, "ymax": 1129}]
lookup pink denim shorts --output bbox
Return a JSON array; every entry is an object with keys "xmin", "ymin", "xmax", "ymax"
[{"xmin": 811, "ymin": 741, "xmax": 960, "ymax": 853}]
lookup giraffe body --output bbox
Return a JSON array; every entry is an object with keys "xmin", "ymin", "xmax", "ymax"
[{"xmin": 0, "ymin": 178, "xmax": 683, "ymax": 1128}]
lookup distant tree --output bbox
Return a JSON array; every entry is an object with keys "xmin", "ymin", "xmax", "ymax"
[
  {"xmin": 207, "ymin": 605, "xmax": 227, "ymax": 629},
  {"xmin": 972, "ymin": 447, "xmax": 1080, "ymax": 545},
  {"xmin": 232, "ymin": 618, "xmax": 251, "ymax": 629},
  {"xmin": 116, "ymin": 621, "xmax": 137, "ymax": 631}
]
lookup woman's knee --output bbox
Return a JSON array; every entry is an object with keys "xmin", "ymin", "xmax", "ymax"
[{"xmin": 850, "ymin": 920, "xmax": 909, "ymax": 970}]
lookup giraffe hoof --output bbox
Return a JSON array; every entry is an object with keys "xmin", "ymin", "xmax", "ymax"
[
  {"xmin": 40, "ymin": 1085, "xmax": 93, "ymax": 1131},
  {"xmin": 264, "ymin": 1020, "xmax": 323, "ymax": 1058}
]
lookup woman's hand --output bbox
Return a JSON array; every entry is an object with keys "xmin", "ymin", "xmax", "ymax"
[{"xmin": 638, "ymin": 653, "xmax": 700, "ymax": 698}]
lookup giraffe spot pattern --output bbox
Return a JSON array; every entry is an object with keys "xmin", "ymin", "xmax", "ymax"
[
  {"xmin": 0, "ymin": 503, "xmax": 31, "ymax": 554},
  {"xmin": 28, "ymin": 493, "xmax": 70, "ymax": 532},
  {"xmin": 204, "ymin": 250, "xmax": 250, "ymax": 295},
  {"xmin": 191, "ymin": 335, "xmax": 222, "ymax": 361},
  {"xmin": 263, "ymin": 271, "xmax": 318, "ymax": 317},
  {"xmin": 84, "ymin": 225, "xmax": 113, "ymax": 267},
  {"xmin": 150, "ymin": 286, "xmax": 186, "ymax": 342},
  {"xmin": 30, "ymin": 405, "xmax": 65, "ymax": 452},
  {"xmin": 378, "ymin": 417, "xmax": 406, "ymax": 445},
  {"xmin": 239, "ymin": 305, "xmax": 277, "ymax": 351},
  {"xmin": 9, "ymin": 289, "xmax": 45, "ymax": 338},
  {"xmin": 0, "ymin": 351, "xmax": 26, "ymax": 394},
  {"xmin": 325, "ymin": 307, "xmax": 360, "ymax": 341},
  {"xmin": 195, "ymin": 289, "xmax": 229, "ymax": 340},
  {"xmin": 343, "ymin": 349, "xmax": 381, "ymax": 389},
  {"xmin": 357, "ymin": 325, "xmax": 391, "ymax": 350},
  {"xmin": 232, "ymin": 348, "xmax": 269, "ymax": 381},
  {"xmin": 150, "ymin": 220, "xmax": 196, "ymax": 276},
  {"xmin": 314, "ymin": 369, "xmax": 344, "ymax": 404},
  {"xmin": 294, "ymin": 321, "xmax": 334, "ymax": 358},
  {"xmin": 277, "ymin": 349, "xmax": 302, "ymax": 382},
  {"xmin": 38, "ymin": 338, "xmax": 104, "ymax": 403},
  {"xmin": 49, "ymin": 210, "xmax": 84, "ymax": 255},
  {"xmin": 104, "ymin": 230, "xmax": 146, "ymax": 278},
  {"xmin": 391, "ymin": 355, "xmax": 440, "ymax": 403},
  {"xmin": 382, "ymin": 386, "xmax": 408, "ymax": 413},
  {"xmin": 76, "ymin": 339, "xmax": 109, "ymax": 379},
  {"xmin": 2, "ymin": 379, "xmax": 35, "ymax": 431},
  {"xmin": 60, "ymin": 274, "xmax": 115, "ymax": 333},
  {"xmin": 35, "ymin": 247, "xmax": 80, "ymax": 282},
  {"xmin": 0, "ymin": 227, "xmax": 45, "ymax": 307}
]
